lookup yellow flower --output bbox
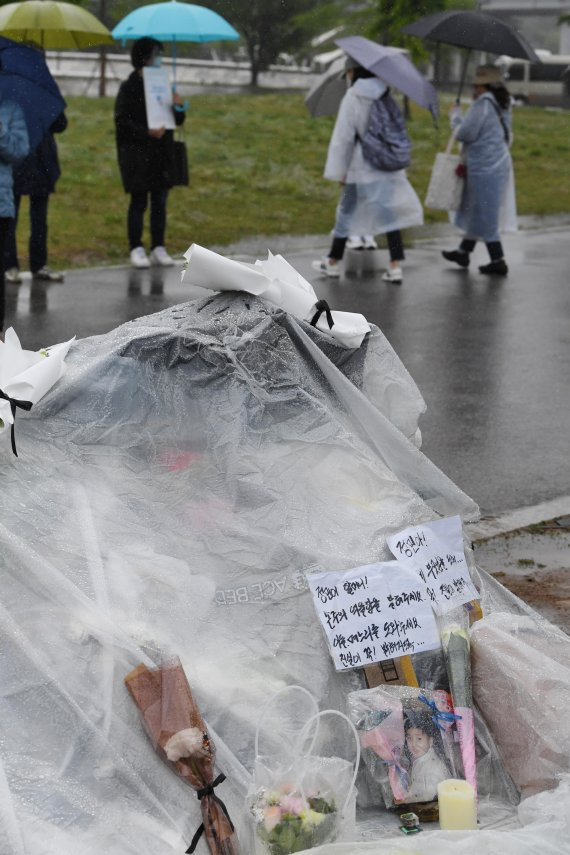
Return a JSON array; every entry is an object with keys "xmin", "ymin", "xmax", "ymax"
[{"xmin": 300, "ymin": 809, "xmax": 326, "ymax": 828}]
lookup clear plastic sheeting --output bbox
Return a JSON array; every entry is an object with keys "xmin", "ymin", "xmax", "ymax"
[
  {"xmin": 295, "ymin": 775, "xmax": 570, "ymax": 854},
  {"xmin": 0, "ymin": 293, "xmax": 567, "ymax": 853},
  {"xmin": 471, "ymin": 610, "xmax": 570, "ymax": 797}
]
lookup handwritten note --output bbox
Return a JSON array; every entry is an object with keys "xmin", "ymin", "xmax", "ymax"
[
  {"xmin": 386, "ymin": 515, "xmax": 480, "ymax": 615},
  {"xmin": 307, "ymin": 562, "xmax": 441, "ymax": 671}
]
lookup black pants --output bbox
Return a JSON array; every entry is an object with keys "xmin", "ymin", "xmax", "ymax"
[
  {"xmin": 4, "ymin": 194, "xmax": 49, "ymax": 274},
  {"xmin": 128, "ymin": 188, "xmax": 168, "ymax": 251},
  {"xmin": 0, "ymin": 216, "xmax": 12, "ymax": 331},
  {"xmin": 460, "ymin": 238, "xmax": 504, "ymax": 261},
  {"xmin": 330, "ymin": 230, "xmax": 405, "ymax": 262}
]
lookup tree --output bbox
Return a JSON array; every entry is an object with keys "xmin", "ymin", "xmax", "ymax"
[
  {"xmin": 207, "ymin": 0, "xmax": 330, "ymax": 85},
  {"xmin": 369, "ymin": 0, "xmax": 476, "ymax": 95},
  {"xmin": 370, "ymin": 0, "xmax": 474, "ymax": 57}
]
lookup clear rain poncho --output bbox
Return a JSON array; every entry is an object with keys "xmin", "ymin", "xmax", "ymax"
[{"xmin": 1, "ymin": 292, "xmax": 568, "ymax": 855}]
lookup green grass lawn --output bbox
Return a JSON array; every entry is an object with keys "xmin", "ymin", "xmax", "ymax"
[{"xmin": 15, "ymin": 92, "xmax": 570, "ymax": 270}]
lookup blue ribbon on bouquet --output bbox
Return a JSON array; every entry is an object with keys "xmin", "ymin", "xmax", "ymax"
[
  {"xmin": 0, "ymin": 389, "xmax": 33, "ymax": 457},
  {"xmin": 418, "ymin": 693, "xmax": 462, "ymax": 731}
]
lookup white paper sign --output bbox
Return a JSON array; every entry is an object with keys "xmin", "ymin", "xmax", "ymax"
[
  {"xmin": 307, "ymin": 562, "xmax": 441, "ymax": 671},
  {"xmin": 143, "ymin": 67, "xmax": 175, "ymax": 130},
  {"xmin": 386, "ymin": 515, "xmax": 480, "ymax": 615}
]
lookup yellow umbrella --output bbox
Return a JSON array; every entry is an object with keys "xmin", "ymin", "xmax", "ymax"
[{"xmin": 0, "ymin": 0, "xmax": 113, "ymax": 49}]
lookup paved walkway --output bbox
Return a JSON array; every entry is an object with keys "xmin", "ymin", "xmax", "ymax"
[{"xmin": 5, "ymin": 224, "xmax": 570, "ymax": 518}]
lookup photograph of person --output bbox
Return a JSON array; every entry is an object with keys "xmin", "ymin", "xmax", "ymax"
[{"xmin": 402, "ymin": 709, "xmax": 450, "ymax": 803}]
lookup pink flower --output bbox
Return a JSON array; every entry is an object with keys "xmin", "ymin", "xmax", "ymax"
[
  {"xmin": 280, "ymin": 795, "xmax": 305, "ymax": 816},
  {"xmin": 160, "ymin": 450, "xmax": 202, "ymax": 472},
  {"xmin": 264, "ymin": 806, "xmax": 281, "ymax": 832}
]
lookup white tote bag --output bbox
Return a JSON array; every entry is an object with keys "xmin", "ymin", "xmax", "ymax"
[{"xmin": 424, "ymin": 130, "xmax": 464, "ymax": 212}]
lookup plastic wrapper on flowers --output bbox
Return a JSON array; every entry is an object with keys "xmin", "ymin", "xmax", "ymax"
[
  {"xmin": 0, "ymin": 327, "xmax": 74, "ymax": 456},
  {"xmin": 438, "ymin": 607, "xmax": 477, "ymax": 796},
  {"xmin": 249, "ymin": 689, "xmax": 359, "ymax": 854},
  {"xmin": 125, "ymin": 658, "xmax": 239, "ymax": 855},
  {"xmin": 347, "ymin": 685, "xmax": 462, "ymax": 808},
  {"xmin": 249, "ymin": 764, "xmax": 342, "ymax": 855}
]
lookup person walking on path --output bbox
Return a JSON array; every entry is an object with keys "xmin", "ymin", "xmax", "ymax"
[
  {"xmin": 4, "ymin": 110, "xmax": 67, "ymax": 285},
  {"xmin": 114, "ymin": 37, "xmax": 186, "ymax": 270},
  {"xmin": 442, "ymin": 65, "xmax": 516, "ymax": 277},
  {"xmin": 0, "ymin": 98, "xmax": 29, "ymax": 332},
  {"xmin": 312, "ymin": 57, "xmax": 423, "ymax": 284}
]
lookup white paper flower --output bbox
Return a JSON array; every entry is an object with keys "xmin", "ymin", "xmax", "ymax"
[
  {"xmin": 164, "ymin": 727, "xmax": 209, "ymax": 761},
  {"xmin": 0, "ymin": 327, "xmax": 74, "ymax": 452},
  {"xmin": 182, "ymin": 244, "xmax": 370, "ymax": 349}
]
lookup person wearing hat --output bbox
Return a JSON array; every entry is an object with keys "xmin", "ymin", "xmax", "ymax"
[
  {"xmin": 442, "ymin": 64, "xmax": 516, "ymax": 276},
  {"xmin": 312, "ymin": 55, "xmax": 423, "ymax": 283},
  {"xmin": 114, "ymin": 37, "xmax": 186, "ymax": 269}
]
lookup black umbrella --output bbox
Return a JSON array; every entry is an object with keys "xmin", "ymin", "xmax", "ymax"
[{"xmin": 402, "ymin": 10, "xmax": 541, "ymax": 101}]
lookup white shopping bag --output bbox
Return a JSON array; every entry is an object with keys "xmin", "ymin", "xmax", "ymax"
[{"xmin": 424, "ymin": 130, "xmax": 464, "ymax": 212}]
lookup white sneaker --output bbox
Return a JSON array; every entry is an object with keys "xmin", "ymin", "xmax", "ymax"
[
  {"xmin": 362, "ymin": 235, "xmax": 378, "ymax": 250},
  {"xmin": 130, "ymin": 246, "xmax": 150, "ymax": 269},
  {"xmin": 311, "ymin": 257, "xmax": 341, "ymax": 278},
  {"xmin": 33, "ymin": 265, "xmax": 65, "ymax": 282},
  {"xmin": 5, "ymin": 266, "xmax": 21, "ymax": 283},
  {"xmin": 149, "ymin": 246, "xmax": 174, "ymax": 267},
  {"xmin": 346, "ymin": 236, "xmax": 365, "ymax": 250},
  {"xmin": 381, "ymin": 267, "xmax": 403, "ymax": 283}
]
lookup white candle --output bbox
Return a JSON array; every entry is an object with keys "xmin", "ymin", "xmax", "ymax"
[{"xmin": 437, "ymin": 778, "xmax": 477, "ymax": 830}]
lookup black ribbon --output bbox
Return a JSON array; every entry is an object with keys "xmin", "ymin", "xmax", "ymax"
[
  {"xmin": 0, "ymin": 389, "xmax": 33, "ymax": 457},
  {"xmin": 310, "ymin": 299, "xmax": 335, "ymax": 330},
  {"xmin": 186, "ymin": 773, "xmax": 234, "ymax": 854}
]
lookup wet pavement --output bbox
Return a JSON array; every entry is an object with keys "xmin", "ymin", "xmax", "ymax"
[
  {"xmin": 5, "ymin": 223, "xmax": 570, "ymax": 519},
  {"xmin": 472, "ymin": 517, "xmax": 570, "ymax": 633}
]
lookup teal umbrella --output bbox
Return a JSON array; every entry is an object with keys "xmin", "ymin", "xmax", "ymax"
[{"xmin": 112, "ymin": 1, "xmax": 240, "ymax": 80}]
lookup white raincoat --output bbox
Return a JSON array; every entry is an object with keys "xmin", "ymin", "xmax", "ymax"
[{"xmin": 324, "ymin": 77, "xmax": 423, "ymax": 236}]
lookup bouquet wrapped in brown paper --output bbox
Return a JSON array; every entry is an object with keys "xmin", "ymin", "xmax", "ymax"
[{"xmin": 125, "ymin": 659, "xmax": 239, "ymax": 855}]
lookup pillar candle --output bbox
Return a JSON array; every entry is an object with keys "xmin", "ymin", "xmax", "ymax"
[{"xmin": 437, "ymin": 778, "xmax": 477, "ymax": 830}]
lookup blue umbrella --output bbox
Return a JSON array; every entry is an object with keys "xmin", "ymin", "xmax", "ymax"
[
  {"xmin": 0, "ymin": 36, "xmax": 66, "ymax": 151},
  {"xmin": 112, "ymin": 0, "xmax": 240, "ymax": 81},
  {"xmin": 336, "ymin": 35, "xmax": 439, "ymax": 118}
]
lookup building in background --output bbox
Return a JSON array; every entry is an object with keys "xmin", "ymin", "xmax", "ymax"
[{"xmin": 480, "ymin": 0, "xmax": 570, "ymax": 53}]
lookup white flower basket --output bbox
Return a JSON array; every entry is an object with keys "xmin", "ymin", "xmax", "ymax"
[{"xmin": 249, "ymin": 687, "xmax": 359, "ymax": 855}]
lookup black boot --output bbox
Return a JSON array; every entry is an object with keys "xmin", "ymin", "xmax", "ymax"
[
  {"xmin": 442, "ymin": 249, "xmax": 470, "ymax": 268},
  {"xmin": 479, "ymin": 259, "xmax": 508, "ymax": 276}
]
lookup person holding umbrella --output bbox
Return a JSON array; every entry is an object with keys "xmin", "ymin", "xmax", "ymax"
[
  {"xmin": 114, "ymin": 37, "xmax": 186, "ymax": 269},
  {"xmin": 4, "ymin": 105, "xmax": 68, "ymax": 285},
  {"xmin": 442, "ymin": 65, "xmax": 516, "ymax": 277},
  {"xmin": 312, "ymin": 55, "xmax": 423, "ymax": 284},
  {"xmin": 0, "ymin": 96, "xmax": 29, "ymax": 331}
]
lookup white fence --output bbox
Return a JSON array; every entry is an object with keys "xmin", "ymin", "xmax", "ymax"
[{"xmin": 45, "ymin": 51, "xmax": 321, "ymax": 97}]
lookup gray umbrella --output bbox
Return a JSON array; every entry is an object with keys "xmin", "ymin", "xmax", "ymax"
[
  {"xmin": 304, "ymin": 55, "xmax": 347, "ymax": 118},
  {"xmin": 336, "ymin": 35, "xmax": 439, "ymax": 117},
  {"xmin": 305, "ymin": 38, "xmax": 438, "ymax": 119}
]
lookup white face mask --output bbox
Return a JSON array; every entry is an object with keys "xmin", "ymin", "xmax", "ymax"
[{"xmin": 151, "ymin": 55, "xmax": 162, "ymax": 68}]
